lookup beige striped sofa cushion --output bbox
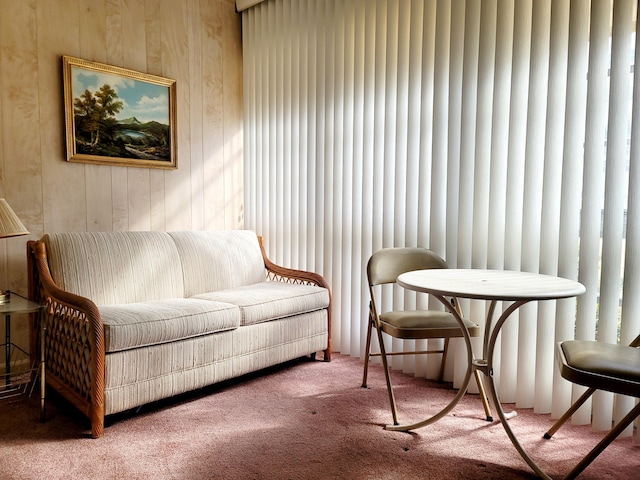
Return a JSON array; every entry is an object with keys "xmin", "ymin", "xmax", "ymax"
[
  {"xmin": 193, "ymin": 281, "xmax": 330, "ymax": 326},
  {"xmin": 168, "ymin": 230, "xmax": 266, "ymax": 296},
  {"xmin": 100, "ymin": 298, "xmax": 240, "ymax": 352},
  {"xmin": 43, "ymin": 231, "xmax": 184, "ymax": 305}
]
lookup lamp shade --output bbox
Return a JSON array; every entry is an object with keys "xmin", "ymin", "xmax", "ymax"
[{"xmin": 0, "ymin": 198, "xmax": 29, "ymax": 238}]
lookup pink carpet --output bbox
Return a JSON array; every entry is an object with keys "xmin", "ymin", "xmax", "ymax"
[{"xmin": 0, "ymin": 354, "xmax": 637, "ymax": 479}]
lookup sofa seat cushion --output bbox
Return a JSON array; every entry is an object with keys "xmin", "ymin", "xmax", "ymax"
[
  {"xmin": 192, "ymin": 281, "xmax": 330, "ymax": 326},
  {"xmin": 100, "ymin": 299, "xmax": 241, "ymax": 353}
]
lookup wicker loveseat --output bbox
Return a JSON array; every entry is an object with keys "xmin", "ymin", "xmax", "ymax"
[{"xmin": 27, "ymin": 230, "xmax": 331, "ymax": 438}]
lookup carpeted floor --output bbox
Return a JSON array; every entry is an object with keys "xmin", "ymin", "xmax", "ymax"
[{"xmin": 0, "ymin": 354, "xmax": 637, "ymax": 479}]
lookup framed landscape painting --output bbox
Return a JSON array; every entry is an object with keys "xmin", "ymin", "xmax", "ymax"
[{"xmin": 62, "ymin": 55, "xmax": 177, "ymax": 169}]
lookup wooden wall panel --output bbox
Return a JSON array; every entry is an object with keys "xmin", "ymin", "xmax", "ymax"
[
  {"xmin": 201, "ymin": 0, "xmax": 226, "ymax": 230},
  {"xmin": 0, "ymin": 0, "xmax": 41, "ymax": 300},
  {"xmin": 146, "ymin": 0, "xmax": 167, "ymax": 231},
  {"xmin": 163, "ymin": 0, "xmax": 193, "ymax": 232},
  {"xmin": 80, "ymin": 0, "xmax": 115, "ymax": 232},
  {"xmin": 123, "ymin": 0, "xmax": 153, "ymax": 231},
  {"xmin": 0, "ymin": 0, "xmax": 41, "ymax": 349},
  {"xmin": 0, "ymin": 4, "xmax": 5, "ymax": 290},
  {"xmin": 0, "ymin": 0, "xmax": 244, "ymax": 347},
  {"xmin": 105, "ymin": 1, "xmax": 129, "ymax": 232},
  {"xmin": 222, "ymin": 3, "xmax": 244, "ymax": 229},
  {"xmin": 37, "ymin": 0, "xmax": 86, "ymax": 234},
  {"xmin": 188, "ymin": 1, "xmax": 205, "ymax": 231}
]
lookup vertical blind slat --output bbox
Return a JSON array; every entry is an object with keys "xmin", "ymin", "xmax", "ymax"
[
  {"xmin": 491, "ymin": 0, "xmax": 515, "ymax": 401},
  {"xmin": 621, "ymin": 4, "xmax": 640, "ymax": 441},
  {"xmin": 535, "ymin": 0, "xmax": 569, "ymax": 414},
  {"xmin": 552, "ymin": 0, "xmax": 590, "ymax": 419}
]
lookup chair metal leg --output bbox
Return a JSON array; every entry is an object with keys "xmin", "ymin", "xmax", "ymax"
[
  {"xmin": 543, "ymin": 387, "xmax": 596, "ymax": 439},
  {"xmin": 563, "ymin": 401, "xmax": 640, "ymax": 480},
  {"xmin": 362, "ymin": 308, "xmax": 374, "ymax": 388},
  {"xmin": 376, "ymin": 326, "xmax": 400, "ymax": 425},
  {"xmin": 474, "ymin": 369, "xmax": 493, "ymax": 421},
  {"xmin": 438, "ymin": 338, "xmax": 449, "ymax": 382}
]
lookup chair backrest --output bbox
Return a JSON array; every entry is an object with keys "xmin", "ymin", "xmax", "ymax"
[{"xmin": 367, "ymin": 247, "xmax": 448, "ymax": 287}]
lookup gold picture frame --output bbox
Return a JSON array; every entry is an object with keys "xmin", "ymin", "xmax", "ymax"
[{"xmin": 63, "ymin": 55, "xmax": 177, "ymax": 169}]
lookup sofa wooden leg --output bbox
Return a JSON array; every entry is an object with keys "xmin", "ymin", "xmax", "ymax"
[
  {"xmin": 90, "ymin": 407, "xmax": 104, "ymax": 438},
  {"xmin": 91, "ymin": 420, "xmax": 104, "ymax": 439}
]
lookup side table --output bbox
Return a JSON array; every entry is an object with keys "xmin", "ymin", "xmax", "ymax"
[{"xmin": 0, "ymin": 291, "xmax": 45, "ymax": 421}]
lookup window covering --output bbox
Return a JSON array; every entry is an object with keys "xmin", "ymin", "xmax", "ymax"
[{"xmin": 240, "ymin": 0, "xmax": 639, "ymax": 437}]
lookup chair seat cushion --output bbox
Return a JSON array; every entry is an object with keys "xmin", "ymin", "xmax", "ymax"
[
  {"xmin": 561, "ymin": 340, "xmax": 640, "ymax": 384},
  {"xmin": 101, "ymin": 299, "xmax": 240, "ymax": 352},
  {"xmin": 379, "ymin": 310, "xmax": 479, "ymax": 339},
  {"xmin": 193, "ymin": 281, "xmax": 330, "ymax": 326}
]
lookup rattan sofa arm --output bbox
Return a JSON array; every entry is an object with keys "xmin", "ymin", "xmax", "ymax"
[
  {"xmin": 257, "ymin": 236, "xmax": 330, "ymax": 289},
  {"xmin": 27, "ymin": 240, "xmax": 106, "ymax": 438},
  {"xmin": 257, "ymin": 235, "xmax": 332, "ymax": 361}
]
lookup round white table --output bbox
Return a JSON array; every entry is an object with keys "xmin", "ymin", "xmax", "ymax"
[{"xmin": 395, "ymin": 269, "xmax": 586, "ymax": 480}]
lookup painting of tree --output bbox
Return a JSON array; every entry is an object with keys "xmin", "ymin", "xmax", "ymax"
[
  {"xmin": 63, "ymin": 55, "xmax": 176, "ymax": 169},
  {"xmin": 74, "ymin": 85, "xmax": 123, "ymax": 148}
]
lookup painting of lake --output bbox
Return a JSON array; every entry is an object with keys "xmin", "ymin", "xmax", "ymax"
[{"xmin": 63, "ymin": 56, "xmax": 177, "ymax": 169}]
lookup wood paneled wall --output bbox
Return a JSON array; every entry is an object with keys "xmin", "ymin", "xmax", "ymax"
[{"xmin": 0, "ymin": 0, "xmax": 243, "ymax": 348}]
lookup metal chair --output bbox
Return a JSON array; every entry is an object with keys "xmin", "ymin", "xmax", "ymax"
[
  {"xmin": 543, "ymin": 334, "xmax": 640, "ymax": 479},
  {"xmin": 362, "ymin": 247, "xmax": 491, "ymax": 426}
]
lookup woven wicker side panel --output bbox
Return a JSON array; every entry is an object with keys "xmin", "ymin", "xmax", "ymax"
[
  {"xmin": 266, "ymin": 270, "xmax": 320, "ymax": 286},
  {"xmin": 46, "ymin": 300, "xmax": 93, "ymax": 403}
]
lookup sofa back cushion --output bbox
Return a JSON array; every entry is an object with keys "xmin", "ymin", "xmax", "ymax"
[
  {"xmin": 169, "ymin": 230, "xmax": 265, "ymax": 297},
  {"xmin": 43, "ymin": 231, "xmax": 184, "ymax": 305}
]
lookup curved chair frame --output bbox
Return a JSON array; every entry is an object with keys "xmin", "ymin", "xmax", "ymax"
[
  {"xmin": 543, "ymin": 334, "xmax": 640, "ymax": 480},
  {"xmin": 362, "ymin": 247, "xmax": 492, "ymax": 427}
]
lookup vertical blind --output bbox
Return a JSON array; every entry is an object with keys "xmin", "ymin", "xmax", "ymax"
[{"xmin": 240, "ymin": 0, "xmax": 639, "ymax": 436}]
